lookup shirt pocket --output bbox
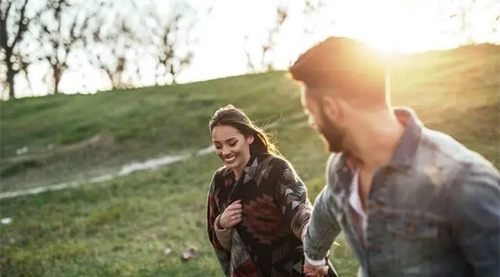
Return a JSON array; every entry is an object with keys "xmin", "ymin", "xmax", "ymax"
[
  {"xmin": 385, "ymin": 211, "xmax": 448, "ymax": 266},
  {"xmin": 387, "ymin": 213, "xmax": 440, "ymax": 239}
]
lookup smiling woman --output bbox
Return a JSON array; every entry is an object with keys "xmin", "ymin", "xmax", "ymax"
[
  {"xmin": 205, "ymin": 105, "xmax": 338, "ymax": 277},
  {"xmin": 209, "ymin": 105, "xmax": 278, "ymax": 180}
]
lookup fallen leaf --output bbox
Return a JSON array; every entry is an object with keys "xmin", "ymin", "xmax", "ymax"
[{"xmin": 180, "ymin": 246, "xmax": 198, "ymax": 262}]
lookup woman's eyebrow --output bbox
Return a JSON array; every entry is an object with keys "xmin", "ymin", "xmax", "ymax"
[{"xmin": 212, "ymin": 137, "xmax": 237, "ymax": 144}]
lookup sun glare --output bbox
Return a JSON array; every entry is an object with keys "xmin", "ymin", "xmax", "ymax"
[
  {"xmin": 356, "ymin": 7, "xmax": 403, "ymax": 55},
  {"xmin": 338, "ymin": 1, "xmax": 453, "ymax": 55}
]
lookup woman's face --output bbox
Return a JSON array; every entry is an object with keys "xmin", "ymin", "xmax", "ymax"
[{"xmin": 211, "ymin": 125, "xmax": 254, "ymax": 171}]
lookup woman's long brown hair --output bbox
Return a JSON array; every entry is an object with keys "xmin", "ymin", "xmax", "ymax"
[{"xmin": 209, "ymin": 105, "xmax": 280, "ymax": 157}]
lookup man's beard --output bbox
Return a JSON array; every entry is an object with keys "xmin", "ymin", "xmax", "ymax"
[{"xmin": 316, "ymin": 108, "xmax": 346, "ymax": 153}]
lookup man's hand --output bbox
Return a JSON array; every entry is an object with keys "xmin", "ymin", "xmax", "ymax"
[{"xmin": 303, "ymin": 261, "xmax": 329, "ymax": 277}]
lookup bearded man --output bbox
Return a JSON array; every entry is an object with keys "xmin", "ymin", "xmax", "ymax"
[{"xmin": 288, "ymin": 36, "xmax": 500, "ymax": 277}]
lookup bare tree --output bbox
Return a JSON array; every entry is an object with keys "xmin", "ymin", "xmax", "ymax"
[
  {"xmin": 87, "ymin": 18, "xmax": 138, "ymax": 90},
  {"xmin": 440, "ymin": 0, "xmax": 500, "ymax": 44},
  {"xmin": 150, "ymin": 1, "xmax": 198, "ymax": 85},
  {"xmin": 83, "ymin": 0, "xmax": 211, "ymax": 90},
  {"xmin": 0, "ymin": 0, "xmax": 34, "ymax": 99},
  {"xmin": 84, "ymin": 0, "xmax": 153, "ymax": 90},
  {"xmin": 494, "ymin": 14, "xmax": 500, "ymax": 35},
  {"xmin": 244, "ymin": 5, "xmax": 289, "ymax": 72},
  {"xmin": 33, "ymin": 0, "xmax": 93, "ymax": 94},
  {"xmin": 302, "ymin": 0, "xmax": 328, "ymax": 35}
]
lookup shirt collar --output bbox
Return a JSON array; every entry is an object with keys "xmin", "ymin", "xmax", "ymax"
[
  {"xmin": 338, "ymin": 106, "xmax": 423, "ymax": 171},
  {"xmin": 389, "ymin": 107, "xmax": 423, "ymax": 168}
]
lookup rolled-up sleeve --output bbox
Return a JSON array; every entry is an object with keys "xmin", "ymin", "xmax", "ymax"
[
  {"xmin": 304, "ymin": 184, "xmax": 341, "ymax": 263},
  {"xmin": 214, "ymin": 215, "xmax": 233, "ymax": 251},
  {"xmin": 451, "ymin": 161, "xmax": 500, "ymax": 277}
]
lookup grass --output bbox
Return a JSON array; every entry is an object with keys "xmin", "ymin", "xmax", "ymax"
[
  {"xmin": 0, "ymin": 44, "xmax": 499, "ymax": 276},
  {"xmin": 0, "ymin": 72, "xmax": 303, "ymax": 191}
]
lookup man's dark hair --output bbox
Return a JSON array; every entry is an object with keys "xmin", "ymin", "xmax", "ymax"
[{"xmin": 289, "ymin": 36, "xmax": 386, "ymax": 97}]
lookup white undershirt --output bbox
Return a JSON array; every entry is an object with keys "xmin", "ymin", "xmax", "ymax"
[
  {"xmin": 349, "ymin": 169, "xmax": 367, "ymax": 241},
  {"xmin": 305, "ymin": 169, "xmax": 367, "ymax": 266}
]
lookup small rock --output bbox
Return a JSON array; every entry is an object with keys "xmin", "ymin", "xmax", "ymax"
[
  {"xmin": 15, "ymin": 147, "xmax": 28, "ymax": 155},
  {"xmin": 1, "ymin": 218, "xmax": 12, "ymax": 225},
  {"xmin": 180, "ymin": 246, "xmax": 198, "ymax": 262},
  {"xmin": 164, "ymin": 248, "xmax": 172, "ymax": 255}
]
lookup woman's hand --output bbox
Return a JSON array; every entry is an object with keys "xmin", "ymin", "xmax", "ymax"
[{"xmin": 218, "ymin": 200, "xmax": 242, "ymax": 229}]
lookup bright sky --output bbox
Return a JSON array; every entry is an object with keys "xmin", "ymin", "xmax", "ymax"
[{"xmin": 7, "ymin": 0, "xmax": 500, "ymax": 98}]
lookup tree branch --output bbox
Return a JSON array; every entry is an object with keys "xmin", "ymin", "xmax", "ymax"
[{"xmin": 11, "ymin": 0, "xmax": 29, "ymax": 49}]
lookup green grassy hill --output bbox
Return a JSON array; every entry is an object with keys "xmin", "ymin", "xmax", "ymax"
[{"xmin": 0, "ymin": 44, "xmax": 499, "ymax": 277}]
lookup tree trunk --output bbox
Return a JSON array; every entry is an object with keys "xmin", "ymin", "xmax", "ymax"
[
  {"xmin": 54, "ymin": 80, "xmax": 60, "ymax": 94},
  {"xmin": 6, "ymin": 67, "xmax": 15, "ymax": 100},
  {"xmin": 53, "ymin": 65, "xmax": 60, "ymax": 94},
  {"xmin": 169, "ymin": 63, "xmax": 176, "ymax": 84},
  {"xmin": 8, "ymin": 79, "xmax": 15, "ymax": 99},
  {"xmin": 104, "ymin": 69, "xmax": 116, "ymax": 89}
]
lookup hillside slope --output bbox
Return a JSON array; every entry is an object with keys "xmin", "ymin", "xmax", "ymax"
[
  {"xmin": 0, "ymin": 72, "xmax": 303, "ymax": 191},
  {"xmin": 0, "ymin": 45, "xmax": 498, "ymax": 277},
  {"xmin": 1, "ymin": 44, "xmax": 499, "ymax": 192}
]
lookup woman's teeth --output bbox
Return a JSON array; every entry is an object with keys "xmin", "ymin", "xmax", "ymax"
[{"xmin": 224, "ymin": 156, "xmax": 236, "ymax": 163}]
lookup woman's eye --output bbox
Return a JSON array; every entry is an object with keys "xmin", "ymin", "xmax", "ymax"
[{"xmin": 229, "ymin": 142, "xmax": 237, "ymax": 147}]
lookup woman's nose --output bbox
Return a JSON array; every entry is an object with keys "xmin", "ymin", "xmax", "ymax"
[{"xmin": 221, "ymin": 146, "xmax": 231, "ymax": 156}]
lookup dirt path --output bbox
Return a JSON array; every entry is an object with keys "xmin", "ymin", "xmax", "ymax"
[{"xmin": 0, "ymin": 145, "xmax": 215, "ymax": 200}]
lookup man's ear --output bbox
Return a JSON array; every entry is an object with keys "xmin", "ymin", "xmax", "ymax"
[{"xmin": 321, "ymin": 96, "xmax": 342, "ymax": 121}]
